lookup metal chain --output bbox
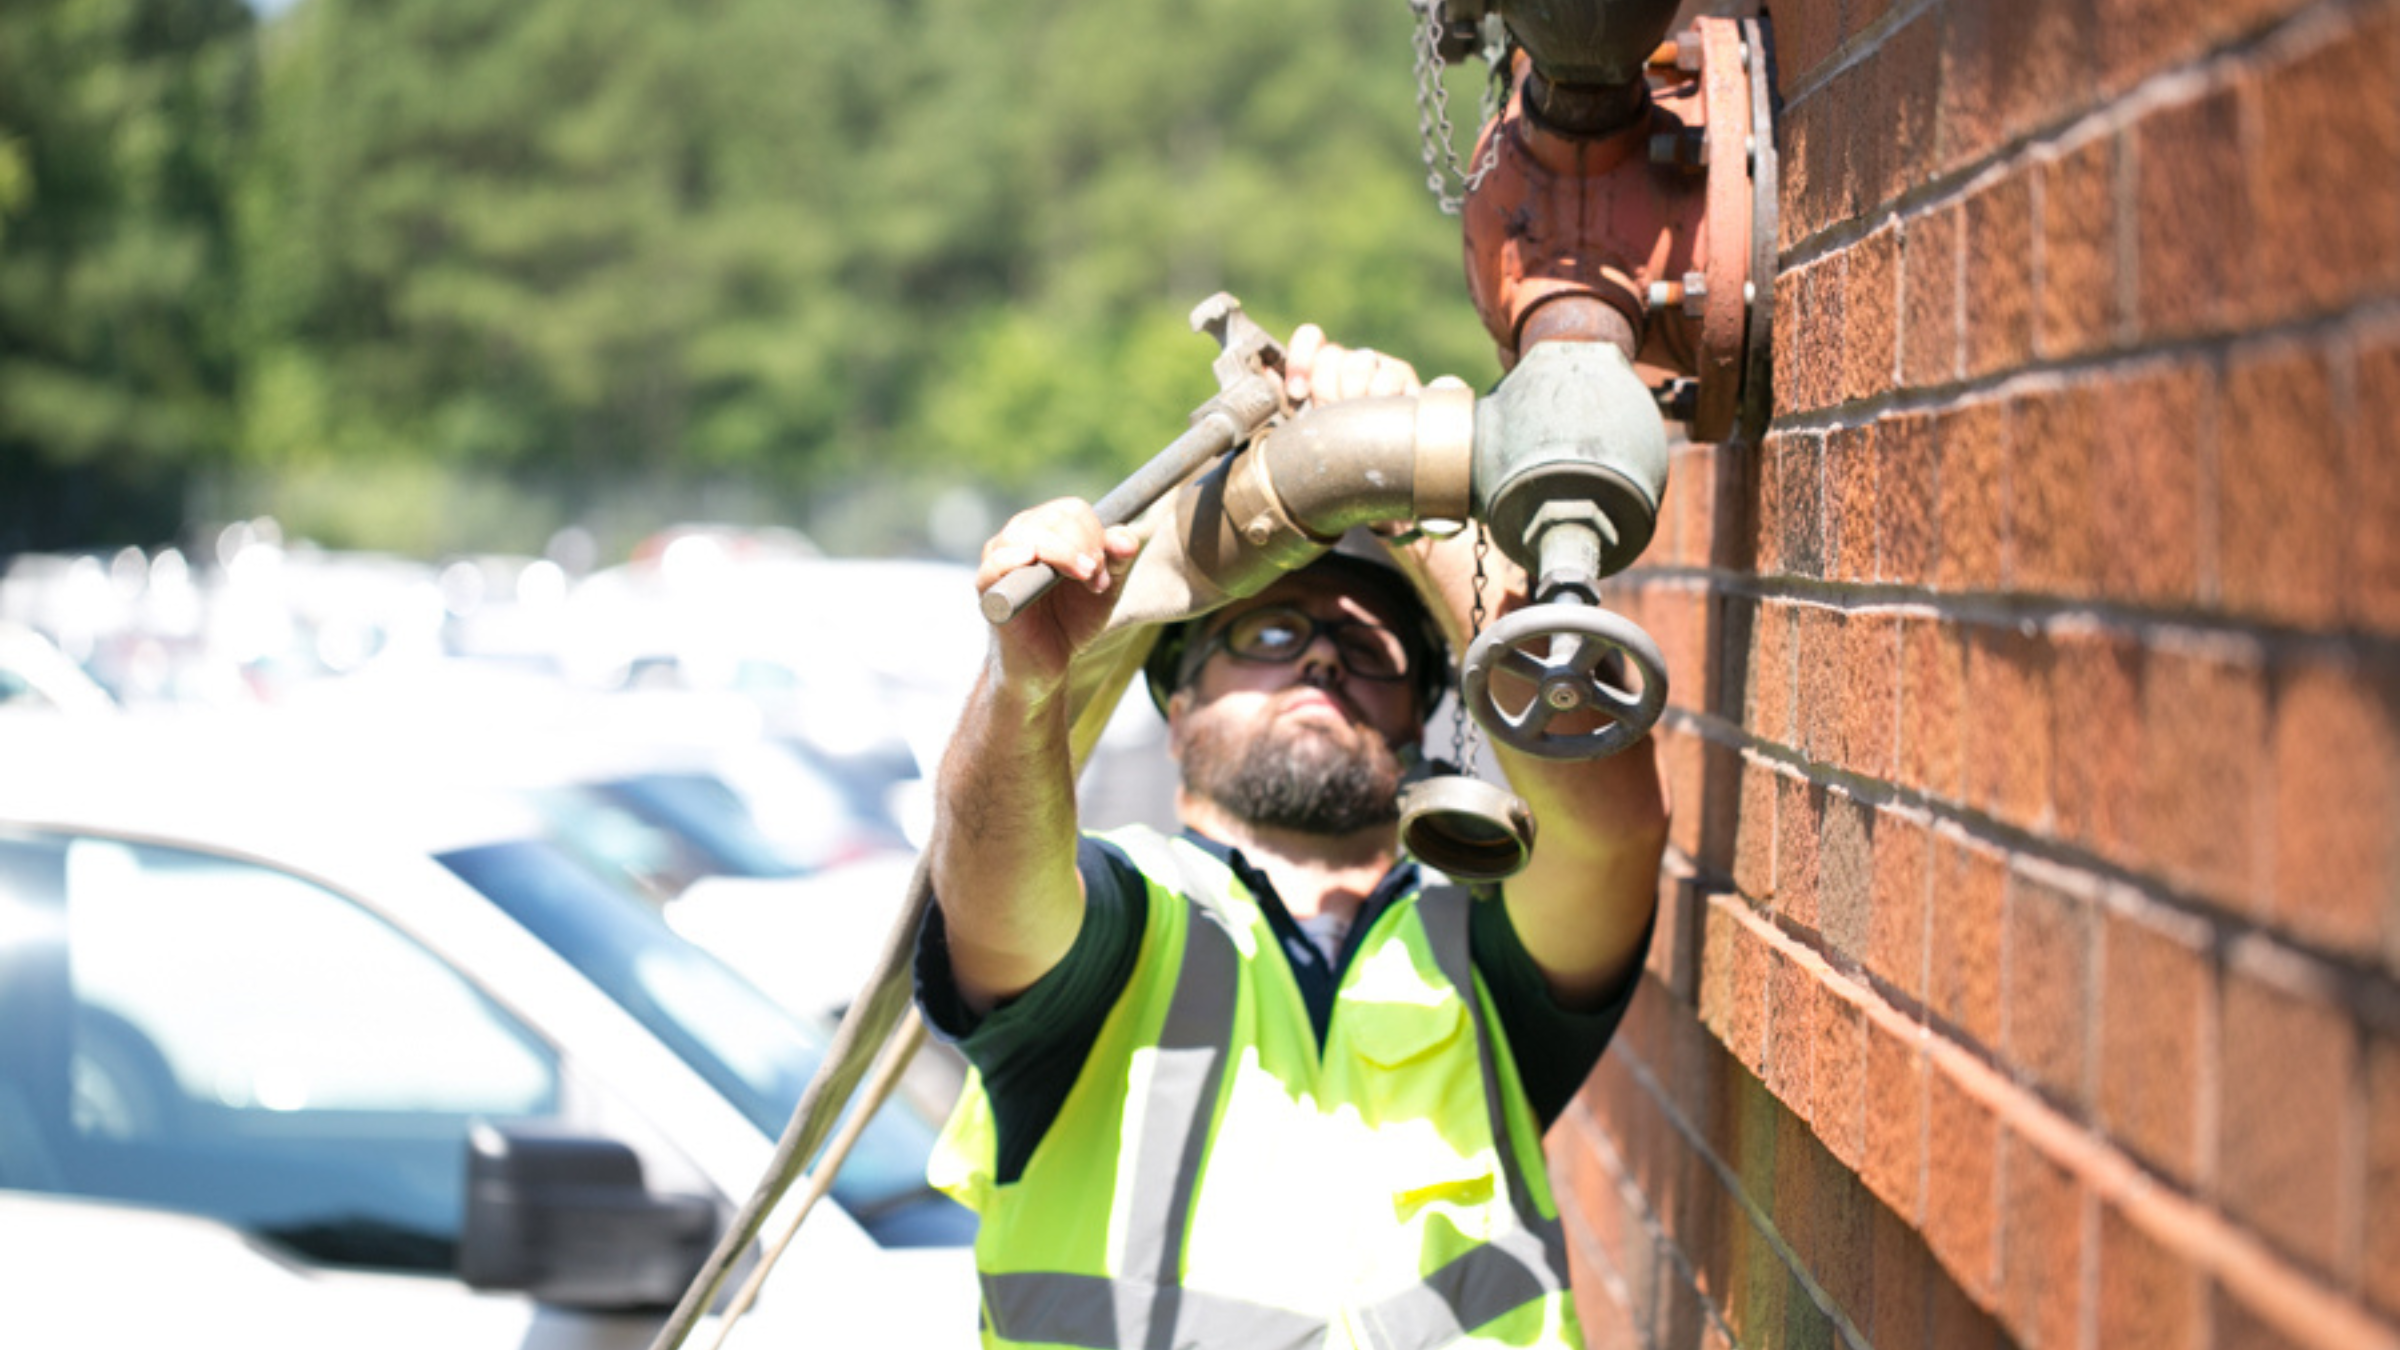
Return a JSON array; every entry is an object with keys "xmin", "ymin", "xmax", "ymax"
[
  {"xmin": 1411, "ymin": 3, "xmax": 1506, "ymax": 216},
  {"xmin": 1449, "ymin": 520, "xmax": 1493, "ymax": 769}
]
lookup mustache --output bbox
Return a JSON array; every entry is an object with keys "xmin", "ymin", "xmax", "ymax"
[{"xmin": 1278, "ymin": 670, "xmax": 1369, "ymax": 724}]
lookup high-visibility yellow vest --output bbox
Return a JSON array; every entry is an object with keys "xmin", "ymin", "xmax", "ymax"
[{"xmin": 929, "ymin": 827, "xmax": 1583, "ymax": 1349}]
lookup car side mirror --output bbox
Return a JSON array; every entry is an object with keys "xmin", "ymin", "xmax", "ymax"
[{"xmin": 458, "ymin": 1121, "xmax": 719, "ymax": 1309}]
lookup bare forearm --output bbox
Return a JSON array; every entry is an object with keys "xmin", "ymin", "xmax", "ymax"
[
  {"xmin": 930, "ymin": 663, "xmax": 1090, "ymax": 1013},
  {"xmin": 1495, "ymin": 736, "xmax": 1669, "ymax": 1007}
]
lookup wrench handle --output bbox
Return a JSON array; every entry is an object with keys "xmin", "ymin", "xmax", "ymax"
[{"xmin": 980, "ymin": 398, "xmax": 1268, "ymax": 625}]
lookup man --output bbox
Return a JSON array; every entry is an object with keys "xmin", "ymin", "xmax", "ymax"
[{"xmin": 916, "ymin": 334, "xmax": 1670, "ymax": 1348}]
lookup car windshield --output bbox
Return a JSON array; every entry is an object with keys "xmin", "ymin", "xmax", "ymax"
[{"xmin": 436, "ymin": 840, "xmax": 952, "ymax": 1231}]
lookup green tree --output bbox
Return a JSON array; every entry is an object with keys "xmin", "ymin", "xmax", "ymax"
[
  {"xmin": 0, "ymin": 0, "xmax": 255, "ymax": 552},
  {"xmin": 229, "ymin": 0, "xmax": 1501, "ymax": 554}
]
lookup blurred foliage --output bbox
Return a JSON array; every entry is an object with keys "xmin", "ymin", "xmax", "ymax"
[
  {"xmin": 0, "ymin": 0, "xmax": 255, "ymax": 550},
  {"xmin": 5, "ymin": 0, "xmax": 1504, "ymax": 557}
]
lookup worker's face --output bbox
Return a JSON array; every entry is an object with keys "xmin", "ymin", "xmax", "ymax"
[{"xmin": 1165, "ymin": 573, "xmax": 1423, "ymax": 835}]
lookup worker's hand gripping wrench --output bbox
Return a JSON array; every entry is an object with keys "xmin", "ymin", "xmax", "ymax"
[{"xmin": 980, "ymin": 293, "xmax": 1286, "ymax": 625}]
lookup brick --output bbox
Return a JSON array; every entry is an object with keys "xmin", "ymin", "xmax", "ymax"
[
  {"xmin": 1840, "ymin": 610, "xmax": 1899, "ymax": 781},
  {"xmin": 1935, "ymin": 400, "xmax": 2007, "ymax": 592},
  {"xmin": 1776, "ymin": 431, "xmax": 1827, "ymax": 579},
  {"xmin": 1844, "ymin": 227, "xmax": 1899, "ymax": 405},
  {"xmin": 1664, "ymin": 586, "xmax": 1713, "ymax": 718},
  {"xmin": 2010, "ymin": 382, "xmax": 2100, "ymax": 598},
  {"xmin": 1871, "ymin": 1201, "xmax": 1934, "ymax": 1350},
  {"xmin": 2001, "ymin": 1128, "xmax": 2086, "ymax": 1350},
  {"xmin": 1901, "ymin": 205, "xmax": 1961, "ymax": 388},
  {"xmin": 1701, "ymin": 889, "xmax": 1744, "ymax": 1048},
  {"xmin": 2369, "ymin": 1033, "xmax": 2400, "ymax": 1318},
  {"xmin": 1996, "ymin": 0, "xmax": 2097, "ymax": 145},
  {"xmin": 1772, "ymin": 1097, "xmax": 1824, "ymax": 1272},
  {"xmin": 1931, "ymin": 1272, "xmax": 2007, "ymax": 1350},
  {"xmin": 1877, "ymin": 412, "xmax": 1938, "ymax": 584},
  {"xmin": 1746, "ymin": 597, "xmax": 1794, "ymax": 749},
  {"xmin": 1774, "ymin": 267, "xmax": 1812, "ymax": 418},
  {"xmin": 1825, "ymin": 54, "xmax": 1885, "ymax": 233},
  {"xmin": 1756, "ymin": 433, "xmax": 1787, "ymax": 575},
  {"xmin": 1735, "ymin": 753, "xmax": 1778, "ymax": 903},
  {"xmin": 1776, "ymin": 773, "xmax": 1825, "ymax": 932},
  {"xmin": 2140, "ymin": 641, "xmax": 2267, "ymax": 909},
  {"xmin": 1731, "ymin": 906, "xmax": 1773, "ymax": 1076},
  {"xmin": 1964, "ymin": 172, "xmax": 2038, "ymax": 378},
  {"xmin": 1774, "ymin": 0, "xmax": 1844, "ymax": 97},
  {"xmin": 1726, "ymin": 1078, "xmax": 1782, "ymax": 1336},
  {"xmin": 1780, "ymin": 80, "xmax": 1829, "ymax": 253},
  {"xmin": 2219, "ymin": 964, "xmax": 2356, "ymax": 1276},
  {"xmin": 1798, "ymin": 261, "xmax": 1849, "ymax": 416},
  {"xmin": 2094, "ymin": 360, "xmax": 2207, "ymax": 608},
  {"xmin": 1814, "ymin": 987, "xmax": 1868, "ymax": 1172},
  {"xmin": 2135, "ymin": 86, "xmax": 2248, "ymax": 341},
  {"xmin": 2247, "ymin": 13, "xmax": 2400, "ymax": 324},
  {"xmin": 1820, "ymin": 789, "xmax": 1874, "ymax": 963},
  {"xmin": 1797, "ymin": 605, "xmax": 1843, "ymax": 768},
  {"xmin": 1963, "ymin": 622, "xmax": 2056, "ymax": 832},
  {"xmin": 1826, "ymin": 422, "xmax": 1878, "ymax": 584},
  {"xmin": 2355, "ymin": 340, "xmax": 2400, "ymax": 633},
  {"xmin": 2006, "ymin": 867, "xmax": 2095, "ymax": 1113},
  {"xmin": 1938, "ymin": 0, "xmax": 2004, "ymax": 170},
  {"xmin": 1865, "ymin": 1013, "xmax": 1928, "ymax": 1219},
  {"xmin": 2040, "ymin": 133, "xmax": 2122, "ymax": 359},
  {"xmin": 2222, "ymin": 343, "xmax": 2344, "ymax": 628},
  {"xmin": 1767, "ymin": 944, "xmax": 1818, "ymax": 1119},
  {"xmin": 2097, "ymin": 1199, "xmax": 2204, "ymax": 1350},
  {"xmin": 1814, "ymin": 1166, "xmax": 1875, "ymax": 1334},
  {"xmin": 1900, "ymin": 615, "xmax": 1966, "ymax": 801},
  {"xmin": 2051, "ymin": 626, "xmax": 2145, "ymax": 866},
  {"xmin": 1669, "ymin": 442, "xmax": 1718, "ymax": 571},
  {"xmin": 1925, "ymin": 1062, "xmax": 2000, "ymax": 1300},
  {"xmin": 1695, "ymin": 739, "xmax": 1743, "ymax": 899},
  {"xmin": 2099, "ymin": 0, "xmax": 2308, "ymax": 94},
  {"xmin": 1930, "ymin": 834, "xmax": 2006, "ymax": 1051},
  {"xmin": 2210, "ymin": 1290, "xmax": 2312, "ymax": 1350},
  {"xmin": 1873, "ymin": 10, "xmax": 1943, "ymax": 204},
  {"xmin": 1656, "ymin": 1260, "xmax": 1709, "ymax": 1350},
  {"xmin": 2099, "ymin": 906, "xmax": 2211, "ymax": 1186},
  {"xmin": 2270, "ymin": 654, "xmax": 2400, "ymax": 957},
  {"xmin": 1664, "ymin": 728, "xmax": 1707, "ymax": 866},
  {"xmin": 1870, "ymin": 808, "xmax": 1932, "ymax": 1003}
]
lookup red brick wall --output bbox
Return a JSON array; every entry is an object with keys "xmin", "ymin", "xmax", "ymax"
[{"xmin": 1559, "ymin": 2, "xmax": 2400, "ymax": 1346}]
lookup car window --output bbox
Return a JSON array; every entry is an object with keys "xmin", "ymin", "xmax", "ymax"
[
  {"xmin": 0, "ymin": 829, "xmax": 559, "ymax": 1272},
  {"xmin": 435, "ymin": 839, "xmax": 970, "ymax": 1244}
]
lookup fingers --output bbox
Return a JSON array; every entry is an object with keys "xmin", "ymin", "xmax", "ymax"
[
  {"xmin": 1283, "ymin": 323, "xmax": 1423, "ymax": 405},
  {"xmin": 978, "ymin": 499, "xmax": 1129, "ymax": 596},
  {"xmin": 1284, "ymin": 324, "xmax": 1327, "ymax": 405}
]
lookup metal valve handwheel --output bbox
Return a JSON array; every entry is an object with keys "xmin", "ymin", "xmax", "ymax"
[{"xmin": 1460, "ymin": 602, "xmax": 1669, "ymax": 760}]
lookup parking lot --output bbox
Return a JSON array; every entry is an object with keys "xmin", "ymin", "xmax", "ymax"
[{"xmin": 0, "ymin": 521, "xmax": 1175, "ymax": 1347}]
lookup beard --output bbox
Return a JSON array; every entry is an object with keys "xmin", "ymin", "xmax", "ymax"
[{"xmin": 1178, "ymin": 697, "xmax": 1406, "ymax": 837}]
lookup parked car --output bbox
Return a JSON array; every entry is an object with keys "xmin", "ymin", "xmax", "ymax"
[{"xmin": 0, "ymin": 714, "xmax": 977, "ymax": 1348}]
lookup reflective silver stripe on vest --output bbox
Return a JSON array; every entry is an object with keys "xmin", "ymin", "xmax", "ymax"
[
  {"xmin": 981, "ymin": 1270, "xmax": 1328, "ymax": 1350},
  {"xmin": 1352, "ymin": 886, "xmax": 1570, "ymax": 1350},
  {"xmin": 985, "ymin": 881, "xmax": 1328, "ymax": 1349},
  {"xmin": 981, "ymin": 861, "xmax": 1563, "ymax": 1350}
]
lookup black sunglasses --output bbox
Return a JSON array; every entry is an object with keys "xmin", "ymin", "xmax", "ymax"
[{"xmin": 1182, "ymin": 604, "xmax": 1414, "ymax": 684}]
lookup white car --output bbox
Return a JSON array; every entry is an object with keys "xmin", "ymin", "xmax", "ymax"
[{"xmin": 0, "ymin": 715, "xmax": 978, "ymax": 1348}]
